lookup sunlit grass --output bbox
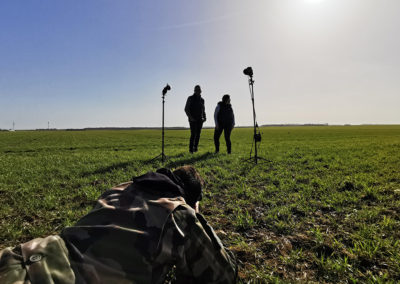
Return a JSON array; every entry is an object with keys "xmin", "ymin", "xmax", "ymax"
[{"xmin": 1, "ymin": 125, "xmax": 399, "ymax": 282}]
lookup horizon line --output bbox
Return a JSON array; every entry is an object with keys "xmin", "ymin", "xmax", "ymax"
[{"xmin": 2, "ymin": 123, "xmax": 400, "ymax": 131}]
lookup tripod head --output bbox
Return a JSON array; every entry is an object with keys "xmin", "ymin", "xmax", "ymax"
[
  {"xmin": 243, "ymin": 67, "xmax": 254, "ymax": 87},
  {"xmin": 243, "ymin": 67, "xmax": 253, "ymax": 77},
  {"xmin": 162, "ymin": 84, "xmax": 171, "ymax": 96}
]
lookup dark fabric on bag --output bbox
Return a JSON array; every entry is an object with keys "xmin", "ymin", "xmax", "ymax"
[{"xmin": 132, "ymin": 169, "xmax": 185, "ymax": 198}]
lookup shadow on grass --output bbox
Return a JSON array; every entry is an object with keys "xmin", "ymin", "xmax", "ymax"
[
  {"xmin": 81, "ymin": 152, "xmax": 215, "ymax": 177},
  {"xmin": 82, "ymin": 153, "xmax": 184, "ymax": 177},
  {"xmin": 238, "ymin": 156, "xmax": 275, "ymax": 175},
  {"xmin": 142, "ymin": 152, "xmax": 186, "ymax": 166},
  {"xmin": 81, "ymin": 161, "xmax": 135, "ymax": 177},
  {"xmin": 165, "ymin": 152, "xmax": 215, "ymax": 168}
]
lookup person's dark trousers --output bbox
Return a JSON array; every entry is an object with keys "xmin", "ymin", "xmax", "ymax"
[
  {"xmin": 214, "ymin": 125, "xmax": 232, "ymax": 153},
  {"xmin": 189, "ymin": 121, "xmax": 203, "ymax": 152}
]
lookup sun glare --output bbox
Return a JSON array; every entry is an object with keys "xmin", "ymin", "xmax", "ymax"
[{"xmin": 304, "ymin": 0, "xmax": 325, "ymax": 3}]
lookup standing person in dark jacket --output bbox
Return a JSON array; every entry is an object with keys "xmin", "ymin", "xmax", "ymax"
[
  {"xmin": 214, "ymin": 94, "xmax": 235, "ymax": 154},
  {"xmin": 185, "ymin": 85, "xmax": 206, "ymax": 153}
]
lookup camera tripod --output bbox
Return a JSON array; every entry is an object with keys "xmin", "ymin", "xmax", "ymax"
[
  {"xmin": 150, "ymin": 84, "xmax": 170, "ymax": 163},
  {"xmin": 243, "ymin": 68, "xmax": 268, "ymax": 164}
]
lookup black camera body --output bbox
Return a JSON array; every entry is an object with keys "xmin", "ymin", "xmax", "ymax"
[
  {"xmin": 254, "ymin": 132, "xmax": 262, "ymax": 142},
  {"xmin": 243, "ymin": 67, "xmax": 253, "ymax": 77}
]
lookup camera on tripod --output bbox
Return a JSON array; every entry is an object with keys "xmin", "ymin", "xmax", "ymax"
[
  {"xmin": 150, "ymin": 84, "xmax": 172, "ymax": 163},
  {"xmin": 242, "ymin": 66, "xmax": 266, "ymax": 164}
]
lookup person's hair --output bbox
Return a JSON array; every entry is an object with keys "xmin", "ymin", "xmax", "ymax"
[
  {"xmin": 173, "ymin": 165, "xmax": 204, "ymax": 208},
  {"xmin": 222, "ymin": 94, "xmax": 230, "ymax": 103}
]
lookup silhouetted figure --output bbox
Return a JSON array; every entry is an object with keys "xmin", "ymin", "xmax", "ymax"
[
  {"xmin": 214, "ymin": 94, "xmax": 235, "ymax": 154},
  {"xmin": 185, "ymin": 85, "xmax": 206, "ymax": 153}
]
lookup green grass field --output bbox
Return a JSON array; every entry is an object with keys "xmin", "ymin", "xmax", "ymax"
[{"xmin": 1, "ymin": 126, "xmax": 399, "ymax": 282}]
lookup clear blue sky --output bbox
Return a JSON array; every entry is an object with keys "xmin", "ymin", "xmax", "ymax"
[{"xmin": 1, "ymin": 0, "xmax": 399, "ymax": 129}]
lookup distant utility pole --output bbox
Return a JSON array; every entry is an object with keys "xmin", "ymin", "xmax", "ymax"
[
  {"xmin": 12, "ymin": 121, "xmax": 15, "ymax": 131},
  {"xmin": 48, "ymin": 121, "xmax": 50, "ymax": 130}
]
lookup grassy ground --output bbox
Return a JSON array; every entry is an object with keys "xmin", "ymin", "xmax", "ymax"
[{"xmin": 1, "ymin": 126, "xmax": 399, "ymax": 282}]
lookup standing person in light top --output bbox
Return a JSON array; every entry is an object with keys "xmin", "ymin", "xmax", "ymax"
[
  {"xmin": 185, "ymin": 85, "xmax": 206, "ymax": 153},
  {"xmin": 214, "ymin": 94, "xmax": 235, "ymax": 154}
]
